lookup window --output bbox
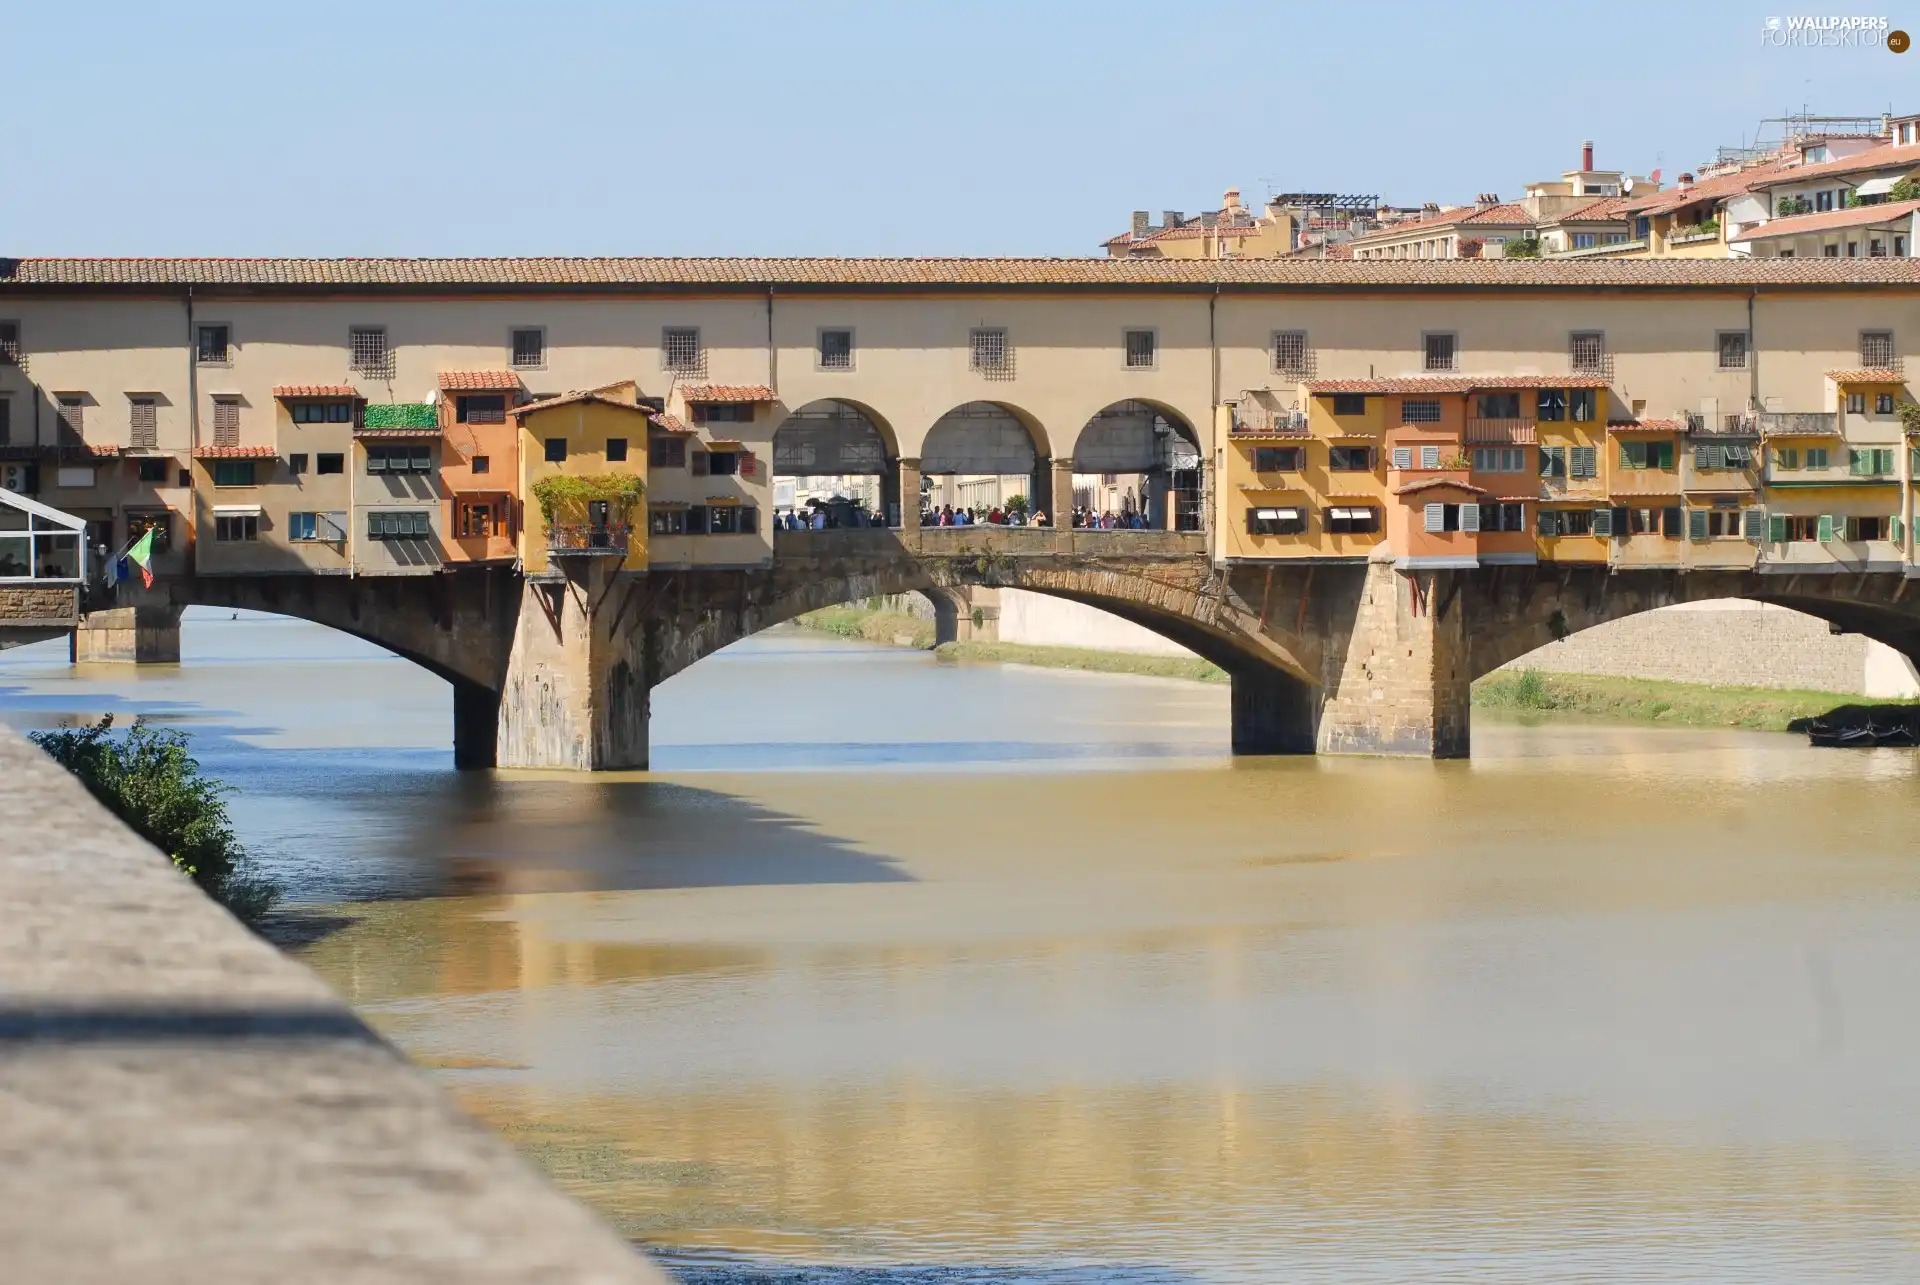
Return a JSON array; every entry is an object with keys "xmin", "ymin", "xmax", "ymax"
[
  {"xmin": 1536, "ymin": 389, "xmax": 1567, "ymax": 422},
  {"xmin": 1423, "ymin": 332, "xmax": 1456, "ymax": 372},
  {"xmin": 1538, "ymin": 445, "xmax": 1567, "ymax": 478},
  {"xmin": 1123, "ymin": 329, "xmax": 1156, "ymax": 369},
  {"xmin": 1816, "ymin": 190, "xmax": 1836, "ymax": 212},
  {"xmin": 1824, "ymin": 244, "xmax": 1840, "ymax": 258},
  {"xmin": 136, "ymin": 458, "xmax": 168, "ymax": 483},
  {"xmin": 458, "ymin": 502, "xmax": 498, "ymax": 538},
  {"xmin": 1246, "ymin": 507, "xmax": 1306, "ymax": 535},
  {"xmin": 126, "ymin": 512, "xmax": 171, "ymax": 552},
  {"xmin": 1870, "ymin": 239, "xmax": 1887, "ymax": 258},
  {"xmin": 1808, "ymin": 447, "xmax": 1830, "ymax": 470},
  {"xmin": 1694, "ymin": 444, "xmax": 1729, "ymax": 470},
  {"xmin": 650, "ymin": 435, "xmax": 687, "ymax": 469},
  {"xmin": 1330, "ymin": 394, "xmax": 1367, "ymax": 417},
  {"xmin": 1419, "ymin": 444, "xmax": 1441, "ymax": 469},
  {"xmin": 366, "ymin": 510, "xmax": 432, "ymax": 540},
  {"xmin": 1861, "ymin": 332, "xmax": 1895, "ymax": 368},
  {"xmin": 471, "ymin": 454, "xmax": 490, "ymax": 474},
  {"xmin": 1324, "ymin": 506, "xmax": 1379, "ymax": 534},
  {"xmin": 1328, "ymin": 446, "xmax": 1373, "ymax": 471},
  {"xmin": 510, "ymin": 327, "xmax": 545, "ymax": 370},
  {"xmin": 1898, "ymin": 236, "xmax": 1910, "ymax": 257},
  {"xmin": 456, "ymin": 394, "xmax": 506, "ymax": 424},
  {"xmin": 605, "ymin": 438, "xmax": 628, "ymax": 463},
  {"xmin": 1717, "ymin": 332, "xmax": 1749, "ymax": 370},
  {"xmin": 349, "ymin": 326, "xmax": 391, "ymax": 378},
  {"xmin": 212, "ymin": 397, "xmax": 240, "ymax": 447},
  {"xmin": 124, "ymin": 395, "xmax": 158, "ymax": 449},
  {"xmin": 56, "ymin": 395, "xmax": 84, "ymax": 434},
  {"xmin": 211, "ymin": 460, "xmax": 256, "ymax": 487},
  {"xmin": 1272, "ymin": 330, "xmax": 1308, "ymax": 376},
  {"xmin": 691, "ymin": 402, "xmax": 755, "ymax": 424},
  {"xmin": 1572, "ymin": 233, "xmax": 1596, "ymax": 249},
  {"xmin": 1772, "ymin": 515, "xmax": 1822, "ymax": 542},
  {"xmin": 0, "ymin": 320, "xmax": 19, "ymax": 366},
  {"xmin": 1850, "ymin": 448, "xmax": 1896, "ymax": 476},
  {"xmin": 544, "ymin": 438, "xmax": 567, "ymax": 463},
  {"xmin": 317, "ymin": 452, "xmax": 344, "ymax": 475},
  {"xmin": 196, "ymin": 324, "xmax": 231, "ymax": 364},
  {"xmin": 1876, "ymin": 394, "xmax": 1896, "ymax": 415},
  {"xmin": 1620, "ymin": 440, "xmax": 1675, "ymax": 469},
  {"xmin": 1471, "ymin": 447, "xmax": 1527, "ymax": 472},
  {"xmin": 1402, "ymin": 399, "xmax": 1442, "ymax": 424},
  {"xmin": 818, "ymin": 328, "xmax": 854, "ymax": 370},
  {"xmin": 649, "ymin": 506, "xmax": 688, "ymax": 536},
  {"xmin": 1252, "ymin": 446, "xmax": 1302, "ymax": 472},
  {"xmin": 1570, "ymin": 446, "xmax": 1598, "ymax": 478},
  {"xmin": 289, "ymin": 512, "xmax": 320, "ymax": 542},
  {"xmin": 708, "ymin": 450, "xmax": 741, "ymax": 476},
  {"xmin": 694, "ymin": 505, "xmax": 757, "ymax": 535},
  {"xmin": 1570, "ymin": 388, "xmax": 1596, "ymax": 423},
  {"xmin": 290, "ymin": 400, "xmax": 356, "ymax": 424},
  {"xmin": 1537, "ymin": 508, "xmax": 1594, "ymax": 537},
  {"xmin": 969, "ymin": 327, "xmax": 1012, "ymax": 377},
  {"xmin": 1476, "ymin": 393, "xmax": 1521, "ymax": 419},
  {"xmin": 1846, "ymin": 516, "xmax": 1890, "ymax": 541},
  {"xmin": 1847, "ymin": 392, "xmax": 1867, "ymax": 415},
  {"xmin": 366, "ymin": 445, "xmax": 432, "ymax": 473},
  {"xmin": 1474, "ymin": 502, "xmax": 1527, "ymax": 532},
  {"xmin": 56, "ymin": 466, "xmax": 96, "ymax": 489},
  {"xmin": 1774, "ymin": 447, "xmax": 1800, "ymax": 470},
  {"xmin": 662, "ymin": 326, "xmax": 703, "ymax": 375},
  {"xmin": 214, "ymin": 514, "xmax": 257, "ymax": 542},
  {"xmin": 0, "ymin": 396, "xmax": 9, "ymax": 446},
  {"xmin": 1422, "ymin": 503, "xmax": 1461, "ymax": 533},
  {"xmin": 1391, "ymin": 446, "xmax": 1412, "ymax": 469},
  {"xmin": 287, "ymin": 453, "xmax": 309, "ymax": 476}
]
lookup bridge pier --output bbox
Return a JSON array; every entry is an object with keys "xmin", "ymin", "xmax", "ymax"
[
  {"xmin": 1230, "ymin": 667, "xmax": 1323, "ymax": 754},
  {"xmin": 70, "ymin": 604, "xmax": 183, "ymax": 664},
  {"xmin": 495, "ymin": 562, "xmax": 650, "ymax": 771},
  {"xmin": 1317, "ymin": 559, "xmax": 1471, "ymax": 758}
]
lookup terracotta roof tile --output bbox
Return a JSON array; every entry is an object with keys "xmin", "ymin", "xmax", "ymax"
[
  {"xmin": 5, "ymin": 256, "xmax": 1919, "ymax": 291},
  {"xmin": 352, "ymin": 427, "xmax": 443, "ymax": 438},
  {"xmin": 437, "ymin": 370, "xmax": 523, "ymax": 391},
  {"xmin": 511, "ymin": 390, "xmax": 654, "ymax": 417},
  {"xmin": 648, "ymin": 412, "xmax": 694, "ymax": 434},
  {"xmin": 272, "ymin": 384, "xmax": 358, "ymax": 398},
  {"xmin": 1748, "ymin": 142, "xmax": 1920, "ymax": 188},
  {"xmin": 1551, "ymin": 195, "xmax": 1638, "ymax": 223},
  {"xmin": 1306, "ymin": 377, "xmax": 1475, "ymax": 394},
  {"xmin": 192, "ymin": 445, "xmax": 279, "ymax": 459},
  {"xmin": 1622, "ymin": 160, "xmax": 1796, "ymax": 216},
  {"xmin": 680, "ymin": 384, "xmax": 775, "ymax": 403},
  {"xmin": 1826, "ymin": 368, "xmax": 1908, "ymax": 383},
  {"xmin": 1733, "ymin": 199, "xmax": 1920, "ymax": 242},
  {"xmin": 1608, "ymin": 419, "xmax": 1684, "ymax": 433},
  {"xmin": 1394, "ymin": 476, "xmax": 1492, "ymax": 496}
]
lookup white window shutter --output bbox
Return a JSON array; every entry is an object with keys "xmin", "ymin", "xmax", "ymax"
[
  {"xmin": 1420, "ymin": 445, "xmax": 1441, "ymax": 469},
  {"xmin": 1424, "ymin": 502, "xmax": 1445, "ymax": 533},
  {"xmin": 1461, "ymin": 502, "xmax": 1481, "ymax": 533},
  {"xmin": 1392, "ymin": 447, "xmax": 1412, "ymax": 469}
]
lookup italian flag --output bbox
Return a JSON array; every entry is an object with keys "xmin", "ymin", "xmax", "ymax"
[{"xmin": 127, "ymin": 528, "xmax": 155, "ymax": 589}]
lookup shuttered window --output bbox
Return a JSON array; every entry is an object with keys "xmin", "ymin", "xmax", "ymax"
[
  {"xmin": 1817, "ymin": 514, "xmax": 1836, "ymax": 542},
  {"xmin": 212, "ymin": 397, "xmax": 240, "ymax": 447},
  {"xmin": 1570, "ymin": 446, "xmax": 1597, "ymax": 478},
  {"xmin": 1419, "ymin": 444, "xmax": 1440, "ymax": 469},
  {"xmin": 1688, "ymin": 509, "xmax": 1709, "ymax": 540},
  {"xmin": 1460, "ymin": 503, "xmax": 1481, "ymax": 533},
  {"xmin": 1590, "ymin": 507, "xmax": 1613, "ymax": 537},
  {"xmin": 1743, "ymin": 509, "xmax": 1768, "ymax": 541},
  {"xmin": 1391, "ymin": 447, "xmax": 1412, "ymax": 469},
  {"xmin": 130, "ymin": 397, "xmax": 157, "ymax": 449},
  {"xmin": 1423, "ymin": 503, "xmax": 1445, "ymax": 532},
  {"xmin": 56, "ymin": 395, "xmax": 84, "ymax": 434}
]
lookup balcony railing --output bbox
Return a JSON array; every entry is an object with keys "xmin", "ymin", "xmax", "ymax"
[
  {"xmin": 1685, "ymin": 412, "xmax": 1761, "ymax": 437},
  {"xmin": 1464, "ymin": 418, "xmax": 1536, "ymax": 444},
  {"xmin": 548, "ymin": 523, "xmax": 631, "ymax": 556},
  {"xmin": 1755, "ymin": 412, "xmax": 1838, "ymax": 437},
  {"xmin": 1231, "ymin": 408, "xmax": 1309, "ymax": 436}
]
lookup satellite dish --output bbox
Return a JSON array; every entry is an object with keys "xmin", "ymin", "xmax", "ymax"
[{"xmin": 1622, "ymin": 176, "xmax": 1635, "ymax": 194}]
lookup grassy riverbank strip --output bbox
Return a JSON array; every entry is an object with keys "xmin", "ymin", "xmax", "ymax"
[
  {"xmin": 936, "ymin": 640, "xmax": 1229, "ymax": 684},
  {"xmin": 1473, "ymin": 670, "xmax": 1882, "ymax": 732},
  {"xmin": 793, "ymin": 605, "xmax": 936, "ymax": 650}
]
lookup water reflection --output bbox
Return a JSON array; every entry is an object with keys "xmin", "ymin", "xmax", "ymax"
[{"xmin": 6, "ymin": 612, "xmax": 1920, "ymax": 1280}]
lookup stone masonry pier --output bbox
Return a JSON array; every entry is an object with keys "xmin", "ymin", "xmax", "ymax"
[{"xmin": 0, "ymin": 725, "xmax": 667, "ymax": 1283}]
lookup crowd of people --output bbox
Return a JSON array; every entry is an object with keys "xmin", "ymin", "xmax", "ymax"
[
  {"xmin": 777, "ymin": 499, "xmax": 1162, "ymax": 531},
  {"xmin": 1069, "ymin": 507, "xmax": 1155, "ymax": 530},
  {"xmin": 774, "ymin": 507, "xmax": 885, "ymax": 531},
  {"xmin": 920, "ymin": 504, "xmax": 1049, "ymax": 527}
]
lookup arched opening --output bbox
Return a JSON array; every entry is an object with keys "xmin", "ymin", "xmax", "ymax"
[
  {"xmin": 920, "ymin": 401, "xmax": 1049, "ymax": 526},
  {"xmin": 1069, "ymin": 400, "xmax": 1203, "ymax": 531},
  {"xmin": 770, "ymin": 399, "xmax": 901, "ymax": 530}
]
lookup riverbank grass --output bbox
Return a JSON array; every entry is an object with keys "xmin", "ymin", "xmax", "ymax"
[
  {"xmin": 793, "ymin": 604, "xmax": 936, "ymax": 650},
  {"xmin": 936, "ymin": 640, "xmax": 1228, "ymax": 684},
  {"xmin": 1473, "ymin": 670, "xmax": 1888, "ymax": 732}
]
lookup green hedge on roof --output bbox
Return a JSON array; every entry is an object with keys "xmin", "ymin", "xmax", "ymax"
[{"xmin": 361, "ymin": 403, "xmax": 439, "ymax": 428}]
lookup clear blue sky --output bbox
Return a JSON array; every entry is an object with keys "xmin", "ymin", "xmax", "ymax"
[{"xmin": 6, "ymin": 1, "xmax": 1915, "ymax": 257}]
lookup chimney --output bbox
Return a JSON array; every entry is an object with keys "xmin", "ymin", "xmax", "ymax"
[
  {"xmin": 1200, "ymin": 210, "xmax": 1219, "ymax": 230},
  {"xmin": 1163, "ymin": 210, "xmax": 1183, "ymax": 229},
  {"xmin": 1223, "ymin": 187, "xmax": 1242, "ymax": 216},
  {"xmin": 1677, "ymin": 172, "xmax": 1694, "ymax": 192},
  {"xmin": 1475, "ymin": 192, "xmax": 1499, "ymax": 211},
  {"xmin": 1581, "ymin": 140, "xmax": 1594, "ymax": 172},
  {"xmin": 1130, "ymin": 210, "xmax": 1150, "ymax": 238}
]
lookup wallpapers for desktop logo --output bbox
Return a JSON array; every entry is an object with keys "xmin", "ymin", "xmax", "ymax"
[{"xmin": 1760, "ymin": 15, "xmax": 1900, "ymax": 47}]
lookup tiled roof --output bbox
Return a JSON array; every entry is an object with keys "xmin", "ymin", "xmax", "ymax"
[
  {"xmin": 680, "ymin": 384, "xmax": 774, "ymax": 403},
  {"xmin": 1826, "ymin": 368, "xmax": 1907, "ymax": 383},
  {"xmin": 1625, "ymin": 160, "xmax": 1795, "ymax": 216},
  {"xmin": 1350, "ymin": 204, "xmax": 1535, "ymax": 243},
  {"xmin": 511, "ymin": 390, "xmax": 654, "ymax": 417},
  {"xmin": 438, "ymin": 370, "xmax": 523, "ymax": 391},
  {"xmin": 7, "ymin": 257, "xmax": 1919, "ymax": 291},
  {"xmin": 1551, "ymin": 195, "xmax": 1638, "ymax": 224},
  {"xmin": 192, "ymin": 445, "xmax": 279, "ymax": 459},
  {"xmin": 648, "ymin": 412, "xmax": 694, "ymax": 434},
  {"xmin": 1394, "ymin": 477, "xmax": 1492, "ymax": 496},
  {"xmin": 1304, "ymin": 374, "xmax": 1610, "ymax": 395},
  {"xmin": 352, "ymin": 427, "xmax": 443, "ymax": 438},
  {"xmin": 1747, "ymin": 142, "xmax": 1920, "ymax": 188},
  {"xmin": 271, "ymin": 384, "xmax": 358, "ymax": 398},
  {"xmin": 1608, "ymin": 419, "xmax": 1684, "ymax": 433},
  {"xmin": 1731, "ymin": 199, "xmax": 1920, "ymax": 242}
]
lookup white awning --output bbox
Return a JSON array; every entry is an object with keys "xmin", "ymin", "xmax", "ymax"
[
  {"xmin": 1853, "ymin": 176, "xmax": 1897, "ymax": 198},
  {"xmin": 1327, "ymin": 506, "xmax": 1376, "ymax": 521},
  {"xmin": 212, "ymin": 504, "xmax": 263, "ymax": 516},
  {"xmin": 1254, "ymin": 508, "xmax": 1302, "ymax": 521}
]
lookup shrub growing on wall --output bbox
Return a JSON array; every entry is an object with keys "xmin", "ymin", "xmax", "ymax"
[
  {"xmin": 32, "ymin": 716, "xmax": 279, "ymax": 924},
  {"xmin": 528, "ymin": 472, "xmax": 646, "ymax": 525}
]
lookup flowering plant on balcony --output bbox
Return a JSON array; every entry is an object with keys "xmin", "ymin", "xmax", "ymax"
[
  {"xmin": 362, "ymin": 403, "xmax": 438, "ymax": 429},
  {"xmin": 529, "ymin": 472, "xmax": 645, "ymax": 525}
]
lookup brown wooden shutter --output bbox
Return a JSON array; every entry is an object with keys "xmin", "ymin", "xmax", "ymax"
[
  {"xmin": 130, "ymin": 398, "xmax": 158, "ymax": 449},
  {"xmin": 213, "ymin": 398, "xmax": 240, "ymax": 447}
]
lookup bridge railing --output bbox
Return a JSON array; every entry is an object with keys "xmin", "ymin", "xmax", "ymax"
[
  {"xmin": 773, "ymin": 528, "xmax": 1205, "ymax": 559},
  {"xmin": 547, "ymin": 523, "xmax": 631, "ymax": 556}
]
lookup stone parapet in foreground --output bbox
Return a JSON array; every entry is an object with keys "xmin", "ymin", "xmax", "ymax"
[{"xmin": 0, "ymin": 725, "xmax": 667, "ymax": 1283}]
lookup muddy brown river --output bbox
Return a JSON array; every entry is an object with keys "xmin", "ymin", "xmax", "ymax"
[{"xmin": 5, "ymin": 611, "xmax": 1919, "ymax": 1282}]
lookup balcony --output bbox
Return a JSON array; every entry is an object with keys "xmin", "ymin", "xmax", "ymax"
[
  {"xmin": 1685, "ymin": 412, "xmax": 1761, "ymax": 438},
  {"xmin": 1756, "ymin": 412, "xmax": 1838, "ymax": 437},
  {"xmin": 1231, "ymin": 408, "xmax": 1309, "ymax": 436},
  {"xmin": 547, "ymin": 522, "xmax": 631, "ymax": 557},
  {"xmin": 1464, "ymin": 418, "xmax": 1536, "ymax": 444}
]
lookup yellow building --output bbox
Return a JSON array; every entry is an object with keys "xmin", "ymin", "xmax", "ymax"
[
  {"xmin": 514, "ymin": 388, "xmax": 653, "ymax": 575},
  {"xmin": 1105, "ymin": 189, "xmax": 1298, "ymax": 259}
]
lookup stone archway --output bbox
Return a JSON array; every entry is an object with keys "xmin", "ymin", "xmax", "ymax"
[
  {"xmin": 919, "ymin": 401, "xmax": 1051, "ymax": 523},
  {"xmin": 771, "ymin": 399, "xmax": 902, "ymax": 528},
  {"xmin": 1069, "ymin": 400, "xmax": 1204, "ymax": 531}
]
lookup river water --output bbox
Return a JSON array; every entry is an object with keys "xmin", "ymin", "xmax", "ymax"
[{"xmin": 5, "ymin": 610, "xmax": 1920, "ymax": 1282}]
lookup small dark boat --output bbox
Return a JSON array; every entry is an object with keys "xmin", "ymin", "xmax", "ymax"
[
  {"xmin": 1835, "ymin": 724, "xmax": 1876, "ymax": 748},
  {"xmin": 1871, "ymin": 721, "xmax": 1917, "ymax": 748},
  {"xmin": 1807, "ymin": 720, "xmax": 1842, "ymax": 747}
]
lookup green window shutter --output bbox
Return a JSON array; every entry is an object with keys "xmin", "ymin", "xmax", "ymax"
[
  {"xmin": 1817, "ymin": 513, "xmax": 1836, "ymax": 542},
  {"xmin": 1893, "ymin": 515, "xmax": 1905, "ymax": 545},
  {"xmin": 1744, "ymin": 508, "xmax": 1767, "ymax": 541},
  {"xmin": 1590, "ymin": 507, "xmax": 1612, "ymax": 537},
  {"xmin": 1850, "ymin": 449, "xmax": 1869, "ymax": 476},
  {"xmin": 1571, "ymin": 446, "xmax": 1596, "ymax": 478},
  {"xmin": 1657, "ymin": 441, "xmax": 1675, "ymax": 470},
  {"xmin": 1879, "ymin": 449, "xmax": 1896, "ymax": 475},
  {"xmin": 1695, "ymin": 445, "xmax": 1722, "ymax": 470},
  {"xmin": 1769, "ymin": 513, "xmax": 1787, "ymax": 542},
  {"xmin": 1619, "ymin": 442, "xmax": 1634, "ymax": 470},
  {"xmin": 1688, "ymin": 509, "xmax": 1709, "ymax": 540}
]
